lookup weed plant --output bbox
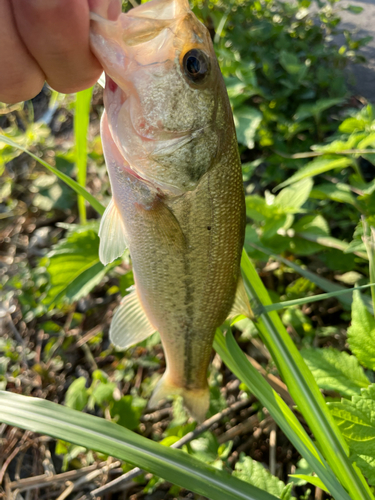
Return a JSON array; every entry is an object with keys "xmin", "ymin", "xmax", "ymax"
[{"xmin": 0, "ymin": 0, "xmax": 375, "ymax": 499}]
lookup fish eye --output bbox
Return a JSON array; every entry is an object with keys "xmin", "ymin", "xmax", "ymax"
[{"xmin": 182, "ymin": 49, "xmax": 210, "ymax": 83}]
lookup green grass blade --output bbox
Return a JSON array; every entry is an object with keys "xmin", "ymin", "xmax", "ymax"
[
  {"xmin": 240, "ymin": 250, "xmax": 374, "ymax": 500},
  {"xmin": 214, "ymin": 330, "xmax": 352, "ymax": 500},
  {"xmin": 74, "ymin": 88, "xmax": 94, "ymax": 223},
  {"xmin": 0, "ymin": 390, "xmax": 277, "ymax": 500},
  {"xmin": 296, "ymin": 231, "xmax": 368, "ymax": 260},
  {"xmin": 363, "ymin": 222, "xmax": 375, "ymax": 316},
  {"xmin": 275, "ymin": 156, "xmax": 353, "ymax": 190},
  {"xmin": 263, "ymin": 283, "xmax": 375, "ymax": 312},
  {"xmin": 249, "ymin": 242, "xmax": 374, "ymax": 314},
  {"xmin": 0, "ymin": 134, "xmax": 105, "ymax": 216}
]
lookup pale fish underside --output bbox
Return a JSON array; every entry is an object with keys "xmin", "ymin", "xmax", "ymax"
[{"xmin": 90, "ymin": 0, "xmax": 251, "ymax": 422}]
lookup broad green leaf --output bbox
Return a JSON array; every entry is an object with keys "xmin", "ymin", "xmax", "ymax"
[
  {"xmin": 90, "ymin": 381, "xmax": 117, "ymax": 407},
  {"xmin": 293, "ymin": 214, "xmax": 330, "ymax": 235},
  {"xmin": 301, "ymin": 347, "xmax": 370, "ymax": 397},
  {"xmin": 188, "ymin": 432, "xmax": 222, "ymax": 465},
  {"xmin": 276, "ymin": 157, "xmax": 353, "ymax": 190},
  {"xmin": 279, "ymin": 50, "xmax": 305, "ymax": 76},
  {"xmin": 64, "ymin": 377, "xmax": 89, "ymax": 411},
  {"xmin": 233, "ymin": 106, "xmax": 262, "ymax": 149},
  {"xmin": 0, "ymin": 391, "xmax": 277, "ymax": 500},
  {"xmin": 330, "ymin": 385, "xmax": 375, "ymax": 486},
  {"xmin": 0, "ymin": 134, "xmax": 105, "ymax": 216},
  {"xmin": 234, "ymin": 454, "xmax": 291, "ymax": 499},
  {"xmin": 242, "ymin": 159, "xmax": 261, "ymax": 182},
  {"xmin": 74, "ymin": 87, "xmax": 94, "ymax": 223},
  {"xmin": 111, "ymin": 395, "xmax": 146, "ymax": 430},
  {"xmin": 357, "ymin": 132, "xmax": 375, "ymax": 149},
  {"xmin": 339, "ymin": 117, "xmax": 368, "ymax": 134},
  {"xmin": 292, "ymin": 214, "xmax": 330, "ymax": 252},
  {"xmin": 348, "ymin": 291, "xmax": 375, "ymax": 370},
  {"xmin": 262, "ymin": 215, "xmax": 289, "ymax": 240},
  {"xmin": 289, "ymin": 475, "xmax": 328, "ymax": 492},
  {"xmin": 345, "ymin": 5, "xmax": 364, "ymax": 14},
  {"xmin": 43, "ymin": 229, "xmax": 113, "ymax": 307},
  {"xmin": 311, "ymin": 134, "xmax": 366, "ymax": 154},
  {"xmin": 274, "ymin": 178, "xmax": 313, "ymax": 212},
  {"xmin": 246, "ymin": 195, "xmax": 274, "ymax": 221},
  {"xmin": 225, "ymin": 76, "xmax": 259, "ymax": 108},
  {"xmin": 294, "ymin": 98, "xmax": 344, "ymax": 121},
  {"xmin": 246, "ymin": 180, "xmax": 312, "ymax": 225},
  {"xmin": 310, "ymin": 182, "xmax": 357, "ymax": 206}
]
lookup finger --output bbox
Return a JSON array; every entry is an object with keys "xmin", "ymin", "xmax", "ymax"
[
  {"xmin": 0, "ymin": 0, "xmax": 45, "ymax": 103},
  {"xmin": 88, "ymin": 0, "xmax": 122, "ymax": 20},
  {"xmin": 11, "ymin": 0, "xmax": 103, "ymax": 95}
]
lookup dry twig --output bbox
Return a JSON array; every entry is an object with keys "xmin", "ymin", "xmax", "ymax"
[{"xmin": 269, "ymin": 423, "xmax": 277, "ymax": 476}]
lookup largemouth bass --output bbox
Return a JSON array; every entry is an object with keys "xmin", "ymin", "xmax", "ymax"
[{"xmin": 90, "ymin": 0, "xmax": 250, "ymax": 422}]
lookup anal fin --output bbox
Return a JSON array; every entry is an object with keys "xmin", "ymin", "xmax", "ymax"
[
  {"xmin": 99, "ymin": 198, "xmax": 128, "ymax": 265},
  {"xmin": 110, "ymin": 288, "xmax": 156, "ymax": 349},
  {"xmin": 227, "ymin": 275, "xmax": 254, "ymax": 321}
]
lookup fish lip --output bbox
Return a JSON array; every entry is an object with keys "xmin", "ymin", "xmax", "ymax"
[{"xmin": 90, "ymin": 10, "xmax": 176, "ymax": 51}]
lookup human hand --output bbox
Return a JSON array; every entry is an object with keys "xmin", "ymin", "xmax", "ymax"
[{"xmin": 0, "ymin": 0, "xmax": 121, "ymax": 104}]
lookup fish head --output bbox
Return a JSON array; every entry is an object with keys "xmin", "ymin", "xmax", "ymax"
[{"xmin": 90, "ymin": 0, "xmax": 229, "ymax": 195}]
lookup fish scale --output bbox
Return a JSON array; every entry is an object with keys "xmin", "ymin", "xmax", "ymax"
[{"xmin": 90, "ymin": 0, "xmax": 250, "ymax": 421}]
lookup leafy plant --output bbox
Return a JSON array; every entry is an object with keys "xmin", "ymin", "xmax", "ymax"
[{"xmin": 2, "ymin": 0, "xmax": 375, "ymax": 499}]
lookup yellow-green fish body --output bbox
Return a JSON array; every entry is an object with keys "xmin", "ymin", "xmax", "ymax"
[{"xmin": 90, "ymin": 0, "xmax": 248, "ymax": 421}]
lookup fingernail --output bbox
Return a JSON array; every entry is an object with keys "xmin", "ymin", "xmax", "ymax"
[
  {"xmin": 107, "ymin": 0, "xmax": 121, "ymax": 20},
  {"xmin": 88, "ymin": 0, "xmax": 119, "ymax": 19}
]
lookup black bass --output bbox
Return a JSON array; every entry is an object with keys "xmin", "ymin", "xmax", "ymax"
[{"xmin": 90, "ymin": 0, "xmax": 249, "ymax": 422}]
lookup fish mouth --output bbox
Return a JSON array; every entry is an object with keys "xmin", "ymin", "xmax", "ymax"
[
  {"xmin": 89, "ymin": 0, "xmax": 189, "ymax": 55},
  {"xmin": 89, "ymin": 0, "xmax": 193, "ymax": 71},
  {"xmin": 90, "ymin": 12, "xmax": 172, "ymax": 49}
]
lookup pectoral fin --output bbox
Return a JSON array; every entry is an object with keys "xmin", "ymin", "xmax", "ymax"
[
  {"xmin": 137, "ymin": 198, "xmax": 186, "ymax": 252},
  {"xmin": 110, "ymin": 288, "xmax": 156, "ymax": 349},
  {"xmin": 99, "ymin": 198, "xmax": 128, "ymax": 265},
  {"xmin": 227, "ymin": 275, "xmax": 254, "ymax": 321}
]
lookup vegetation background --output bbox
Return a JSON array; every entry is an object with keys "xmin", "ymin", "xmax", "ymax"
[{"xmin": 1, "ymin": 0, "xmax": 375, "ymax": 499}]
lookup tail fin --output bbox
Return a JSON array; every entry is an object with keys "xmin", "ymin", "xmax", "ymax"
[{"xmin": 149, "ymin": 373, "xmax": 209, "ymax": 423}]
